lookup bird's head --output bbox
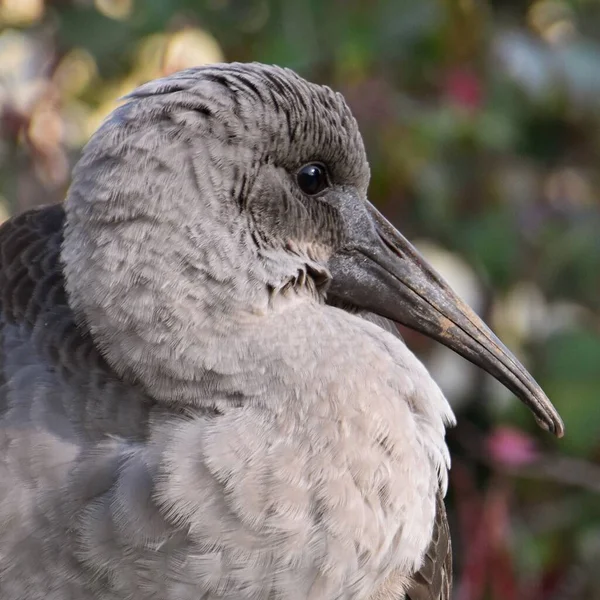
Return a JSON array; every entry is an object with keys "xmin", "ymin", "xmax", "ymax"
[{"xmin": 62, "ymin": 62, "xmax": 563, "ymax": 435}]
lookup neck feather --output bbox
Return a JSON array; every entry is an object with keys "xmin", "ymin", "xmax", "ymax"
[{"xmin": 61, "ymin": 114, "xmax": 319, "ymax": 404}]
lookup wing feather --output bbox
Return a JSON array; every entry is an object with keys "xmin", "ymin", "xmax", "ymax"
[{"xmin": 406, "ymin": 490, "xmax": 452, "ymax": 600}]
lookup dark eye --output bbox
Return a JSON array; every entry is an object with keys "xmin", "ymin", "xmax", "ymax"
[{"xmin": 297, "ymin": 163, "xmax": 329, "ymax": 195}]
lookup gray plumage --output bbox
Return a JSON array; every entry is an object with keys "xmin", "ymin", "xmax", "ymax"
[{"xmin": 0, "ymin": 62, "xmax": 561, "ymax": 600}]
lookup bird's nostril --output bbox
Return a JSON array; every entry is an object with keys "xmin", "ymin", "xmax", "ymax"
[{"xmin": 378, "ymin": 230, "xmax": 405, "ymax": 260}]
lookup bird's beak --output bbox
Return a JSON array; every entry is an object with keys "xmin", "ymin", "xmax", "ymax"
[{"xmin": 327, "ymin": 201, "xmax": 564, "ymax": 437}]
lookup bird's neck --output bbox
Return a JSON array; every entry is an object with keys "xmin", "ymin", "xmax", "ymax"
[
  {"xmin": 137, "ymin": 286, "xmax": 326, "ymax": 404},
  {"xmin": 63, "ymin": 218, "xmax": 325, "ymax": 405}
]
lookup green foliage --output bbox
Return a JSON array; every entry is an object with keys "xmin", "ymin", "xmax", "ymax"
[{"xmin": 542, "ymin": 330, "xmax": 600, "ymax": 454}]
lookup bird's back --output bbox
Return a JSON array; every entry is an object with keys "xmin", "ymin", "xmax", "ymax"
[
  {"xmin": 0, "ymin": 204, "xmax": 158, "ymax": 435},
  {"xmin": 0, "ymin": 205, "xmax": 160, "ymax": 599}
]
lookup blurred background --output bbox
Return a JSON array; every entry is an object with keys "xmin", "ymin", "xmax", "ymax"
[{"xmin": 0, "ymin": 0, "xmax": 599, "ymax": 598}]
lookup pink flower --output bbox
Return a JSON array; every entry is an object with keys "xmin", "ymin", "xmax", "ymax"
[
  {"xmin": 445, "ymin": 68, "xmax": 483, "ymax": 112},
  {"xmin": 487, "ymin": 426, "xmax": 540, "ymax": 467}
]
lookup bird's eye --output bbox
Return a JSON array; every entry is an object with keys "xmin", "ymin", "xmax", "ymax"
[{"xmin": 297, "ymin": 163, "xmax": 329, "ymax": 196}]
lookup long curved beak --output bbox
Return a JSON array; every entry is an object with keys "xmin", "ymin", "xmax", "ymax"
[{"xmin": 327, "ymin": 201, "xmax": 564, "ymax": 437}]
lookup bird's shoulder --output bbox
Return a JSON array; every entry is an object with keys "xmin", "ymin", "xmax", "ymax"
[
  {"xmin": 0, "ymin": 203, "xmax": 66, "ymax": 327},
  {"xmin": 0, "ymin": 204, "xmax": 153, "ymax": 440},
  {"xmin": 0, "ymin": 203, "xmax": 110, "ymax": 387}
]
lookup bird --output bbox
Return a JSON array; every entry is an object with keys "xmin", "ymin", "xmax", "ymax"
[{"xmin": 0, "ymin": 62, "xmax": 563, "ymax": 600}]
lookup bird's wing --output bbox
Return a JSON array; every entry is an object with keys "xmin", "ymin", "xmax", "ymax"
[
  {"xmin": 0, "ymin": 205, "xmax": 166, "ymax": 599},
  {"xmin": 0, "ymin": 204, "xmax": 153, "ymax": 440},
  {"xmin": 368, "ymin": 490, "xmax": 452, "ymax": 600},
  {"xmin": 405, "ymin": 490, "xmax": 452, "ymax": 600}
]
